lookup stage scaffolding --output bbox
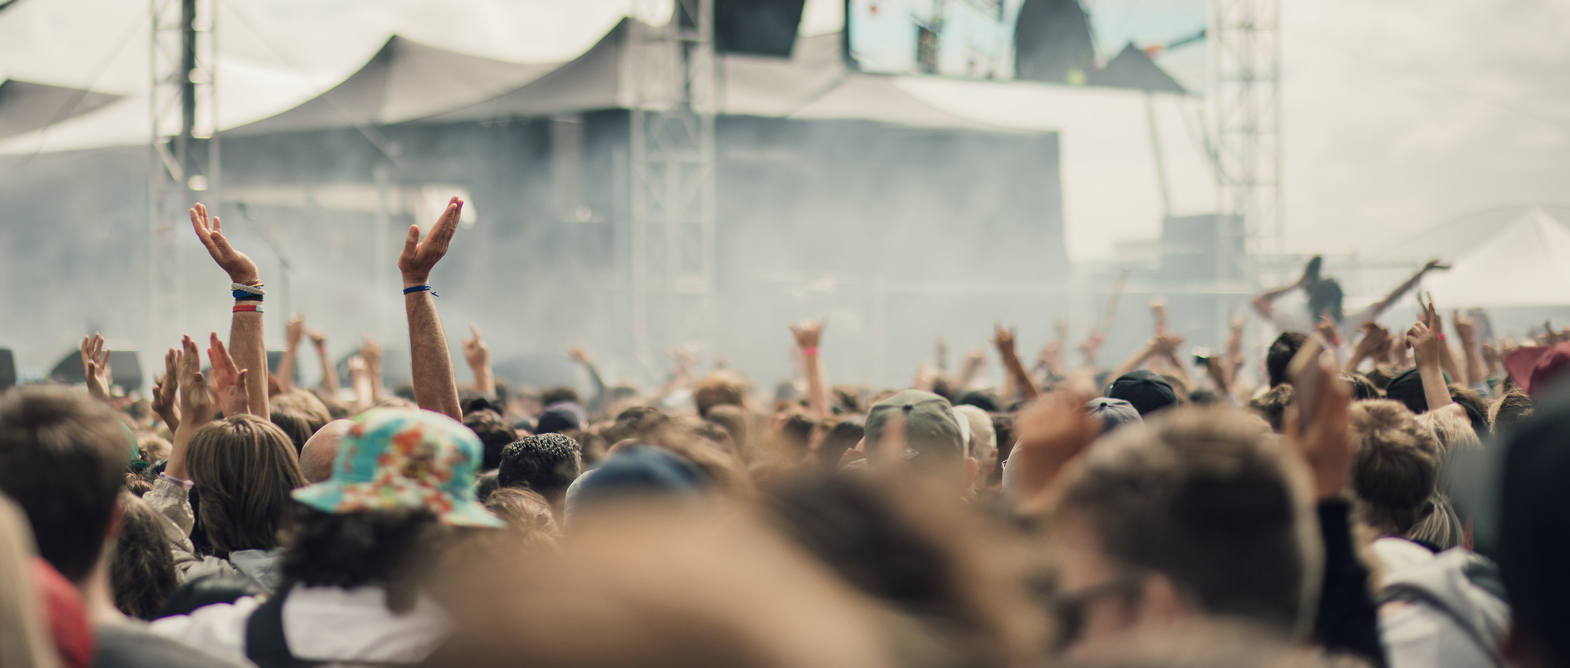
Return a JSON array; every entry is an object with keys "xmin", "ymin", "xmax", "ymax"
[
  {"xmin": 148, "ymin": 0, "xmax": 218, "ymax": 361},
  {"xmin": 628, "ymin": 0, "xmax": 719, "ymax": 374}
]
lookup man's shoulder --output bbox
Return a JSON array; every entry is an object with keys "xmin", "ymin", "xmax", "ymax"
[{"xmin": 93, "ymin": 621, "xmax": 251, "ymax": 668}]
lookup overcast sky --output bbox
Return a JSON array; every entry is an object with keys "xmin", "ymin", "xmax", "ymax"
[{"xmin": 1, "ymin": 0, "xmax": 1567, "ymax": 262}]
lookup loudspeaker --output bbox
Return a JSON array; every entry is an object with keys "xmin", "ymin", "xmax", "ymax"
[
  {"xmin": 0, "ymin": 349, "xmax": 14, "ymax": 390},
  {"xmin": 715, "ymin": 0, "xmax": 806, "ymax": 57},
  {"xmin": 1013, "ymin": 0, "xmax": 1095, "ymax": 83},
  {"xmin": 49, "ymin": 349, "xmax": 143, "ymax": 390}
]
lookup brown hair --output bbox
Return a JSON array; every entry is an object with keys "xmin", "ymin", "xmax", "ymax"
[
  {"xmin": 693, "ymin": 370, "xmax": 748, "ymax": 418},
  {"xmin": 1051, "ymin": 406, "xmax": 1317, "ymax": 635},
  {"xmin": 483, "ymin": 487, "xmax": 561, "ymax": 541},
  {"xmin": 110, "ymin": 492, "xmax": 178, "ymax": 619},
  {"xmin": 1349, "ymin": 400, "xmax": 1439, "ymax": 537},
  {"xmin": 1491, "ymin": 389, "xmax": 1533, "ymax": 435},
  {"xmin": 270, "ymin": 390, "xmax": 332, "ymax": 454},
  {"xmin": 1248, "ymin": 384, "xmax": 1295, "ymax": 433},
  {"xmin": 185, "ymin": 415, "xmax": 307, "ymax": 556},
  {"xmin": 0, "ymin": 386, "xmax": 130, "ymax": 582}
]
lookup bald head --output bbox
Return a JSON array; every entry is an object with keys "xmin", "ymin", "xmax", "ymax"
[{"xmin": 300, "ymin": 419, "xmax": 354, "ymax": 483}]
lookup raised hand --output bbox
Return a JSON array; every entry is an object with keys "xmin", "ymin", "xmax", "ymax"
[
  {"xmin": 1150, "ymin": 333, "xmax": 1186, "ymax": 356},
  {"xmin": 190, "ymin": 203, "xmax": 259, "ymax": 286},
  {"xmin": 1406, "ymin": 321, "xmax": 1440, "ymax": 370},
  {"xmin": 790, "ymin": 318, "xmax": 827, "ymax": 352},
  {"xmin": 177, "ymin": 336, "xmax": 214, "ymax": 429},
  {"xmin": 360, "ymin": 336, "xmax": 382, "ymax": 370},
  {"xmin": 1009, "ymin": 390, "xmax": 1101, "ymax": 509},
  {"xmin": 207, "ymin": 333, "xmax": 249, "ymax": 417},
  {"xmin": 79, "ymin": 333, "xmax": 110, "ymax": 401},
  {"xmin": 1422, "ymin": 259, "xmax": 1452, "ymax": 274},
  {"xmin": 462, "ymin": 324, "xmax": 490, "ymax": 368},
  {"xmin": 286, "ymin": 314, "xmax": 305, "ymax": 349},
  {"xmin": 398, "ymin": 196, "xmax": 463, "ymax": 287},
  {"xmin": 1282, "ymin": 350, "xmax": 1353, "ymax": 500},
  {"xmin": 566, "ymin": 345, "xmax": 592, "ymax": 366},
  {"xmin": 991, "ymin": 323, "xmax": 1017, "ymax": 356},
  {"xmin": 151, "ymin": 347, "xmax": 181, "ymax": 431},
  {"xmin": 308, "ymin": 329, "xmax": 327, "ymax": 350}
]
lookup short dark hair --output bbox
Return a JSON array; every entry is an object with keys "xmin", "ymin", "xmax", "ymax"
[
  {"xmin": 111, "ymin": 493, "xmax": 178, "ymax": 619},
  {"xmin": 282, "ymin": 507, "xmax": 444, "ymax": 613},
  {"xmin": 498, "ymin": 434, "xmax": 581, "ymax": 503},
  {"xmin": 463, "ymin": 410, "xmax": 518, "ymax": 472},
  {"xmin": 1054, "ymin": 406, "xmax": 1311, "ymax": 632},
  {"xmin": 1266, "ymin": 333, "xmax": 1306, "ymax": 388},
  {"xmin": 1492, "ymin": 390, "xmax": 1534, "ymax": 435},
  {"xmin": 1307, "ymin": 278, "xmax": 1344, "ymax": 324},
  {"xmin": 0, "ymin": 386, "xmax": 131, "ymax": 582},
  {"xmin": 269, "ymin": 391, "xmax": 331, "ymax": 454},
  {"xmin": 540, "ymin": 386, "xmax": 580, "ymax": 407},
  {"xmin": 1342, "ymin": 373, "xmax": 1381, "ymax": 401},
  {"xmin": 1248, "ymin": 384, "xmax": 1295, "ymax": 433},
  {"xmin": 1350, "ymin": 400, "xmax": 1439, "ymax": 537}
]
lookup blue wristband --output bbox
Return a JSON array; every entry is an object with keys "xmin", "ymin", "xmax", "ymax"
[
  {"xmin": 232, "ymin": 291, "xmax": 263, "ymax": 301},
  {"xmin": 403, "ymin": 285, "xmax": 438, "ymax": 297}
]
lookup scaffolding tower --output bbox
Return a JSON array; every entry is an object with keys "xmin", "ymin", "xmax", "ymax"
[
  {"xmin": 628, "ymin": 0, "xmax": 719, "ymax": 373},
  {"xmin": 148, "ymin": 0, "xmax": 218, "ymax": 362},
  {"xmin": 1211, "ymin": 0, "xmax": 1282, "ymax": 281}
]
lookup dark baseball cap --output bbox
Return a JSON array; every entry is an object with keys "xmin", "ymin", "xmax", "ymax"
[{"xmin": 1105, "ymin": 370, "xmax": 1178, "ymax": 416}]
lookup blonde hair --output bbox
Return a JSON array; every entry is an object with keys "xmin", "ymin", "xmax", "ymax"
[
  {"xmin": 1415, "ymin": 405, "xmax": 1481, "ymax": 454},
  {"xmin": 0, "ymin": 495, "xmax": 61, "ymax": 668}
]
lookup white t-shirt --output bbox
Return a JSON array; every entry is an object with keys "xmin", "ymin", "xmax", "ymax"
[{"xmin": 150, "ymin": 585, "xmax": 450, "ymax": 666}]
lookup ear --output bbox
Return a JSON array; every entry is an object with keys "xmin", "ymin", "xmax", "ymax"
[
  {"xmin": 1136, "ymin": 573, "xmax": 1193, "ymax": 628},
  {"xmin": 962, "ymin": 456, "xmax": 978, "ymax": 494}
]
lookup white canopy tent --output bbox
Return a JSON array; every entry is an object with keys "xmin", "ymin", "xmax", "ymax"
[{"xmin": 1424, "ymin": 209, "xmax": 1570, "ymax": 307}]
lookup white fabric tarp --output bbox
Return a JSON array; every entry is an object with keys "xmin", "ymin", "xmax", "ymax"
[{"xmin": 1423, "ymin": 209, "xmax": 1570, "ymax": 307}]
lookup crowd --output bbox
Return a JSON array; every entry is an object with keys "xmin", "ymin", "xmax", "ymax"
[{"xmin": 2, "ymin": 196, "xmax": 1569, "ymax": 668}]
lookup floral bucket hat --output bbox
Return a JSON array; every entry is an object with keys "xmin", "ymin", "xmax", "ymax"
[{"xmin": 292, "ymin": 408, "xmax": 502, "ymax": 527}]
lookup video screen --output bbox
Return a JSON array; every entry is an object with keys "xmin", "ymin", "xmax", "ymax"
[{"xmin": 845, "ymin": 0, "xmax": 1209, "ymax": 94}]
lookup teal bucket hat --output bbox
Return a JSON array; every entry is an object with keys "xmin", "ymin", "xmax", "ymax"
[{"xmin": 292, "ymin": 408, "xmax": 502, "ymax": 527}]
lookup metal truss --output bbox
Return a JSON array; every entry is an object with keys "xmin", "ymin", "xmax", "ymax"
[
  {"xmin": 1211, "ymin": 0, "xmax": 1281, "ymax": 281},
  {"xmin": 628, "ymin": 0, "xmax": 718, "ymax": 371},
  {"xmin": 148, "ymin": 0, "xmax": 217, "ymax": 361}
]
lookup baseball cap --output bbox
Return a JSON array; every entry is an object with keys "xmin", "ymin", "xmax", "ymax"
[
  {"xmin": 1105, "ymin": 370, "xmax": 1178, "ymax": 416},
  {"xmin": 1505, "ymin": 343, "xmax": 1570, "ymax": 400},
  {"xmin": 1085, "ymin": 397, "xmax": 1142, "ymax": 433},
  {"xmin": 292, "ymin": 408, "xmax": 502, "ymax": 527},
  {"xmin": 864, "ymin": 390, "xmax": 966, "ymax": 469}
]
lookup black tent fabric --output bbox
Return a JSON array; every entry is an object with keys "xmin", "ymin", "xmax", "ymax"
[
  {"xmin": 1088, "ymin": 43, "xmax": 1189, "ymax": 94},
  {"xmin": 0, "ymin": 79, "xmax": 124, "ymax": 140},
  {"xmin": 227, "ymin": 35, "xmax": 562, "ymax": 136}
]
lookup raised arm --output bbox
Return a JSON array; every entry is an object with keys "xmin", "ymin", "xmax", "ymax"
[
  {"xmin": 1454, "ymin": 310, "xmax": 1486, "ymax": 389},
  {"xmin": 399, "ymin": 196, "xmax": 464, "ymax": 420},
  {"xmin": 79, "ymin": 333, "xmax": 110, "ymax": 402},
  {"xmin": 308, "ymin": 329, "xmax": 340, "ymax": 397},
  {"xmin": 1406, "ymin": 321, "xmax": 1453, "ymax": 413},
  {"xmin": 1364, "ymin": 259, "xmax": 1449, "ymax": 322},
  {"xmin": 790, "ymin": 318, "xmax": 831, "ymax": 420},
  {"xmin": 275, "ymin": 314, "xmax": 304, "ymax": 393},
  {"xmin": 993, "ymin": 324, "xmax": 1040, "ymax": 402},
  {"xmin": 360, "ymin": 336, "xmax": 385, "ymax": 405},
  {"xmin": 168, "ymin": 336, "xmax": 211, "ymax": 481},
  {"xmin": 150, "ymin": 348, "xmax": 181, "ymax": 432},
  {"xmin": 191, "ymin": 203, "xmax": 268, "ymax": 418},
  {"xmin": 567, "ymin": 346, "xmax": 607, "ymax": 414},
  {"xmin": 1250, "ymin": 276, "xmax": 1308, "ymax": 320},
  {"xmin": 462, "ymin": 324, "xmax": 496, "ymax": 397},
  {"xmin": 1423, "ymin": 298, "xmax": 1467, "ymax": 387}
]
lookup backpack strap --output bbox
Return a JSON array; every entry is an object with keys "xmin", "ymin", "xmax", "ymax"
[{"xmin": 245, "ymin": 583, "xmax": 323, "ymax": 668}]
